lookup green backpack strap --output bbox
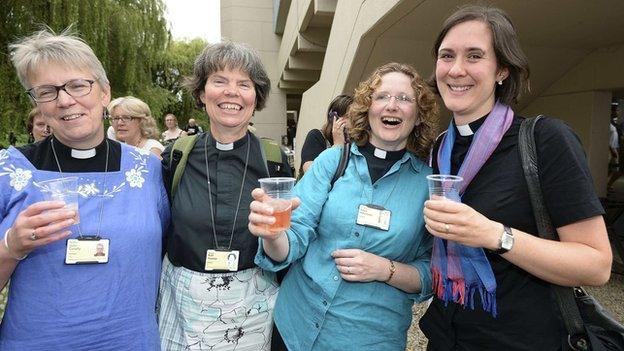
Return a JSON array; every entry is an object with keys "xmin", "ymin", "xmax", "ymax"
[
  {"xmin": 169, "ymin": 134, "xmax": 199, "ymax": 199},
  {"xmin": 260, "ymin": 138, "xmax": 281, "ymax": 164}
]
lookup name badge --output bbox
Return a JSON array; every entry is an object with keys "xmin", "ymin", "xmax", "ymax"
[
  {"xmin": 65, "ymin": 236, "xmax": 109, "ymax": 264},
  {"xmin": 205, "ymin": 250, "xmax": 239, "ymax": 271},
  {"xmin": 356, "ymin": 204, "xmax": 391, "ymax": 231}
]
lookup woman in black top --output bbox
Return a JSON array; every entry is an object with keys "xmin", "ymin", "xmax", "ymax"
[
  {"xmin": 419, "ymin": 5, "xmax": 612, "ymax": 351},
  {"xmin": 300, "ymin": 94, "xmax": 353, "ymax": 174},
  {"xmin": 158, "ymin": 40, "xmax": 292, "ymax": 351}
]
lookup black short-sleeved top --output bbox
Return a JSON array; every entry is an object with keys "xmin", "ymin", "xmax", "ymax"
[
  {"xmin": 300, "ymin": 129, "xmax": 329, "ymax": 165},
  {"xmin": 420, "ymin": 115, "xmax": 604, "ymax": 351},
  {"xmin": 163, "ymin": 132, "xmax": 292, "ymax": 273}
]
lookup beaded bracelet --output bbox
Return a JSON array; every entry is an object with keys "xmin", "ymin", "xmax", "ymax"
[
  {"xmin": 385, "ymin": 260, "xmax": 396, "ymax": 282},
  {"xmin": 3, "ymin": 228, "xmax": 28, "ymax": 261}
]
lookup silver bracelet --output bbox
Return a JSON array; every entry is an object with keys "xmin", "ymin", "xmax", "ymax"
[{"xmin": 3, "ymin": 228, "xmax": 28, "ymax": 261}]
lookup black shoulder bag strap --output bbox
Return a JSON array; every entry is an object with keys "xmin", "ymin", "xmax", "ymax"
[
  {"xmin": 518, "ymin": 116, "xmax": 590, "ymax": 351},
  {"xmin": 330, "ymin": 142, "xmax": 350, "ymax": 188}
]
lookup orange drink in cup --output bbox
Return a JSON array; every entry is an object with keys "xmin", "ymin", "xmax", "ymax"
[{"xmin": 258, "ymin": 177, "xmax": 296, "ymax": 233}]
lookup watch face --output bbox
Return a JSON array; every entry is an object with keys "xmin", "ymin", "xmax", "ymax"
[{"xmin": 501, "ymin": 233, "xmax": 514, "ymax": 250}]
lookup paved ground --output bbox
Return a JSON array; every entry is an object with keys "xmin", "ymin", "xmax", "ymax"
[{"xmin": 406, "ymin": 272, "xmax": 624, "ymax": 351}]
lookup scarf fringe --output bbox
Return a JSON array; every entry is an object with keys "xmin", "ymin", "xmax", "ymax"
[{"xmin": 432, "ymin": 268, "xmax": 498, "ymax": 317}]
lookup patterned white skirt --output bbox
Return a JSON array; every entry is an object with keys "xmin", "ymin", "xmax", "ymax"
[{"xmin": 159, "ymin": 255, "xmax": 279, "ymax": 351}]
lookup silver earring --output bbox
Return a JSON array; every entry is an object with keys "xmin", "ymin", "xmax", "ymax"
[{"xmin": 497, "ymin": 80, "xmax": 503, "ymax": 86}]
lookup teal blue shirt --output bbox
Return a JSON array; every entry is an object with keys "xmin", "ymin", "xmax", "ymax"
[{"xmin": 255, "ymin": 143, "xmax": 433, "ymax": 350}]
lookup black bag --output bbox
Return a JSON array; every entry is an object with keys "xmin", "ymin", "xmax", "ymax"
[{"xmin": 519, "ymin": 116, "xmax": 624, "ymax": 351}]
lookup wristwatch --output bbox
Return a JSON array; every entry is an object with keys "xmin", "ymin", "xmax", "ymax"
[{"xmin": 493, "ymin": 225, "xmax": 514, "ymax": 254}]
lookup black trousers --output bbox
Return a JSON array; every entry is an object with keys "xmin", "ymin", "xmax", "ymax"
[{"xmin": 271, "ymin": 324, "xmax": 288, "ymax": 351}]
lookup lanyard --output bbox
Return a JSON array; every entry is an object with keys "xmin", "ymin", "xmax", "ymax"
[
  {"xmin": 50, "ymin": 138, "xmax": 109, "ymax": 238},
  {"xmin": 203, "ymin": 133, "xmax": 250, "ymax": 250}
]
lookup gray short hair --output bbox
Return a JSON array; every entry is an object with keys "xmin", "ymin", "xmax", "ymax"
[
  {"xmin": 9, "ymin": 28, "xmax": 110, "ymax": 90},
  {"xmin": 108, "ymin": 96, "xmax": 160, "ymax": 139},
  {"xmin": 185, "ymin": 40, "xmax": 271, "ymax": 111}
]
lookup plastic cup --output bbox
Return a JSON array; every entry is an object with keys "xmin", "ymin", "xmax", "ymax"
[
  {"xmin": 38, "ymin": 176, "xmax": 80, "ymax": 224},
  {"xmin": 258, "ymin": 177, "xmax": 296, "ymax": 233},
  {"xmin": 426, "ymin": 174, "xmax": 463, "ymax": 202}
]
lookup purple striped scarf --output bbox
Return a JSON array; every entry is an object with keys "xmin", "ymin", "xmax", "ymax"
[{"xmin": 431, "ymin": 101, "xmax": 514, "ymax": 316}]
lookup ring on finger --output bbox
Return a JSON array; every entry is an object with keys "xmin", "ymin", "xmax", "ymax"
[
  {"xmin": 444, "ymin": 223, "xmax": 450, "ymax": 233},
  {"xmin": 30, "ymin": 230, "xmax": 38, "ymax": 241}
]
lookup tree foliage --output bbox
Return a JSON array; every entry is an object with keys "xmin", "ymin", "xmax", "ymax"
[{"xmin": 0, "ymin": 0, "xmax": 209, "ymax": 145}]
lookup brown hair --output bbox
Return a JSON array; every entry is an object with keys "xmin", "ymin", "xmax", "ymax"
[
  {"xmin": 185, "ymin": 40, "xmax": 270, "ymax": 111},
  {"xmin": 321, "ymin": 94, "xmax": 353, "ymax": 144},
  {"xmin": 430, "ymin": 5, "xmax": 530, "ymax": 105},
  {"xmin": 347, "ymin": 62, "xmax": 438, "ymax": 161}
]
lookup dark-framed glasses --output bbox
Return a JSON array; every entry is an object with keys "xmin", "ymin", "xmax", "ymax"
[
  {"xmin": 26, "ymin": 79, "xmax": 95, "ymax": 103},
  {"xmin": 110, "ymin": 115, "xmax": 140, "ymax": 124},
  {"xmin": 371, "ymin": 93, "xmax": 416, "ymax": 105}
]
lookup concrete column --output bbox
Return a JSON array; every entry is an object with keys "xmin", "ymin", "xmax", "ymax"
[{"xmin": 221, "ymin": 0, "xmax": 287, "ymax": 142}]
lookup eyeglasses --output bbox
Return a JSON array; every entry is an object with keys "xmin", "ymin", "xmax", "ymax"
[
  {"xmin": 371, "ymin": 93, "xmax": 416, "ymax": 105},
  {"xmin": 26, "ymin": 79, "xmax": 96, "ymax": 103},
  {"xmin": 110, "ymin": 115, "xmax": 140, "ymax": 123}
]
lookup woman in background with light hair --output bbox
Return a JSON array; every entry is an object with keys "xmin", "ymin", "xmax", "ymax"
[
  {"xmin": 161, "ymin": 113, "xmax": 186, "ymax": 144},
  {"xmin": 108, "ymin": 96, "xmax": 165, "ymax": 158}
]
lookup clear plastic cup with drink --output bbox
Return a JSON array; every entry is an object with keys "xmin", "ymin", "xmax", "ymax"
[
  {"xmin": 258, "ymin": 177, "xmax": 296, "ymax": 233},
  {"xmin": 38, "ymin": 176, "xmax": 81, "ymax": 224},
  {"xmin": 426, "ymin": 174, "xmax": 463, "ymax": 202}
]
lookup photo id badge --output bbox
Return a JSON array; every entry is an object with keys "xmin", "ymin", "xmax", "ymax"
[
  {"xmin": 65, "ymin": 236, "xmax": 109, "ymax": 264},
  {"xmin": 205, "ymin": 250, "xmax": 239, "ymax": 271},
  {"xmin": 356, "ymin": 204, "xmax": 391, "ymax": 231}
]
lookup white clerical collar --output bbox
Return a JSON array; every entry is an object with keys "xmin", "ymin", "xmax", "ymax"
[
  {"xmin": 216, "ymin": 141, "xmax": 234, "ymax": 151},
  {"xmin": 456, "ymin": 123, "xmax": 474, "ymax": 136},
  {"xmin": 373, "ymin": 147, "xmax": 387, "ymax": 159},
  {"xmin": 71, "ymin": 148, "xmax": 97, "ymax": 159}
]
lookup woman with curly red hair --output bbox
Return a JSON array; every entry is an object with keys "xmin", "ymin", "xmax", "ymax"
[{"xmin": 248, "ymin": 62, "xmax": 439, "ymax": 350}]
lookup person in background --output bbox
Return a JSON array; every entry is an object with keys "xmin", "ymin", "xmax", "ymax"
[
  {"xmin": 161, "ymin": 113, "xmax": 186, "ymax": 144},
  {"xmin": 299, "ymin": 94, "xmax": 353, "ymax": 174},
  {"xmin": 159, "ymin": 40, "xmax": 291, "ymax": 351},
  {"xmin": 26, "ymin": 107, "xmax": 51, "ymax": 142},
  {"xmin": 249, "ymin": 62, "xmax": 438, "ymax": 350},
  {"xmin": 183, "ymin": 118, "xmax": 203, "ymax": 135},
  {"xmin": 608, "ymin": 103, "xmax": 622, "ymax": 190},
  {"xmin": 419, "ymin": 5, "xmax": 612, "ymax": 350},
  {"xmin": 609, "ymin": 113, "xmax": 619, "ymax": 177},
  {"xmin": 8, "ymin": 132, "xmax": 17, "ymax": 146},
  {"xmin": 0, "ymin": 29, "xmax": 169, "ymax": 350},
  {"xmin": 108, "ymin": 96, "xmax": 165, "ymax": 158}
]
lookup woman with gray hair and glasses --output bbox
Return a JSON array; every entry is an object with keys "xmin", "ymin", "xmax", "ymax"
[
  {"xmin": 158, "ymin": 40, "xmax": 292, "ymax": 350},
  {"xmin": 0, "ymin": 29, "xmax": 169, "ymax": 350},
  {"xmin": 108, "ymin": 96, "xmax": 165, "ymax": 158}
]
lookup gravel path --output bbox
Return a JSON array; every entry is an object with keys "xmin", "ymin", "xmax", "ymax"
[{"xmin": 406, "ymin": 273, "xmax": 624, "ymax": 351}]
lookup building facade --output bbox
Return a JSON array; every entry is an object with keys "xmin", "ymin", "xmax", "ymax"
[{"xmin": 222, "ymin": 0, "xmax": 624, "ymax": 195}]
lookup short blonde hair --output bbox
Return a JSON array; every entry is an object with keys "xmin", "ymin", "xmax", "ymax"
[
  {"xmin": 9, "ymin": 28, "xmax": 109, "ymax": 90},
  {"xmin": 347, "ymin": 62, "xmax": 438, "ymax": 160},
  {"xmin": 108, "ymin": 96, "xmax": 160, "ymax": 139}
]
